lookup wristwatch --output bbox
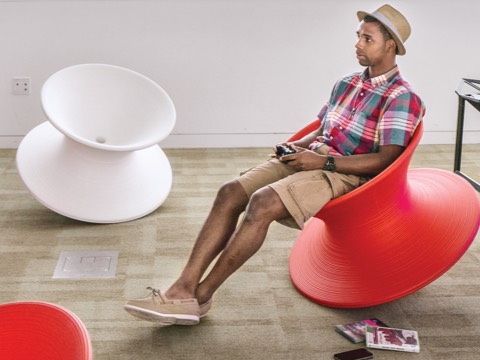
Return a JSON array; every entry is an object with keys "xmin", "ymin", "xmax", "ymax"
[{"xmin": 323, "ymin": 155, "xmax": 336, "ymax": 172}]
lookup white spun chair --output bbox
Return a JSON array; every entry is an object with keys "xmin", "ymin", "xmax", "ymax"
[{"xmin": 16, "ymin": 64, "xmax": 176, "ymax": 223}]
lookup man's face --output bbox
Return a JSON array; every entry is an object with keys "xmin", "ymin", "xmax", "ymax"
[{"xmin": 355, "ymin": 21, "xmax": 392, "ymax": 68}]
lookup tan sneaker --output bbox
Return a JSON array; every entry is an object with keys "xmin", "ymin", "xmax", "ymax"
[
  {"xmin": 199, "ymin": 298, "xmax": 212, "ymax": 318},
  {"xmin": 124, "ymin": 287, "xmax": 200, "ymax": 325}
]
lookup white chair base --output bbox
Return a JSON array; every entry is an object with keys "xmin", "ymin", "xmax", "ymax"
[{"xmin": 17, "ymin": 122, "xmax": 172, "ymax": 223}]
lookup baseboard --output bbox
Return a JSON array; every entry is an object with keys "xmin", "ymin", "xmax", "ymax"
[
  {"xmin": 1, "ymin": 131, "xmax": 479, "ymax": 149},
  {"xmin": 0, "ymin": 136, "xmax": 23, "ymax": 149},
  {"xmin": 421, "ymin": 130, "xmax": 480, "ymax": 145},
  {"xmin": 159, "ymin": 130, "xmax": 480, "ymax": 148},
  {"xmin": 159, "ymin": 133, "xmax": 290, "ymax": 148}
]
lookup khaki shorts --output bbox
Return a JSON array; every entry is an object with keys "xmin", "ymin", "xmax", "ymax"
[{"xmin": 237, "ymin": 158, "xmax": 368, "ymax": 229}]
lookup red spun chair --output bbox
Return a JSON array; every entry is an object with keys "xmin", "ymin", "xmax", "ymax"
[
  {"xmin": 288, "ymin": 120, "xmax": 480, "ymax": 308},
  {"xmin": 0, "ymin": 302, "xmax": 92, "ymax": 360}
]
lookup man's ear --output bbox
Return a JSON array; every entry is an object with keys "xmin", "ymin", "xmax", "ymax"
[{"xmin": 387, "ymin": 39, "xmax": 397, "ymax": 54}]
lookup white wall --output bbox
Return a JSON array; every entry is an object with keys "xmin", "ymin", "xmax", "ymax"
[{"xmin": 1, "ymin": 0, "xmax": 479, "ymax": 148}]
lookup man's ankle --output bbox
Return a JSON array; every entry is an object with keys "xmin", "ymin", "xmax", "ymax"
[
  {"xmin": 165, "ymin": 283, "xmax": 197, "ymax": 300},
  {"xmin": 195, "ymin": 285, "xmax": 213, "ymax": 305}
]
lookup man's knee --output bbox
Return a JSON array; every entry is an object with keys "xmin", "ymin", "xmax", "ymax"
[
  {"xmin": 216, "ymin": 180, "xmax": 248, "ymax": 208},
  {"xmin": 244, "ymin": 187, "xmax": 288, "ymax": 223}
]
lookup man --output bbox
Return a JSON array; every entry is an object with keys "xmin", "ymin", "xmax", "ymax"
[{"xmin": 124, "ymin": 4, "xmax": 425, "ymax": 326}]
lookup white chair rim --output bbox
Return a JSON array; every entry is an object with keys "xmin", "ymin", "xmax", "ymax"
[{"xmin": 41, "ymin": 64, "xmax": 176, "ymax": 152}]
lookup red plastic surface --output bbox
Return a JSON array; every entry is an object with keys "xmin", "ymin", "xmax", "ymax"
[
  {"xmin": 0, "ymin": 302, "xmax": 92, "ymax": 360},
  {"xmin": 289, "ymin": 121, "xmax": 480, "ymax": 308}
]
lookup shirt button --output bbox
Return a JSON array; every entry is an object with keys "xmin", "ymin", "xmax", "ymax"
[
  {"xmin": 360, "ymin": 92, "xmax": 364, "ymax": 96},
  {"xmin": 339, "ymin": 126, "xmax": 343, "ymax": 130}
]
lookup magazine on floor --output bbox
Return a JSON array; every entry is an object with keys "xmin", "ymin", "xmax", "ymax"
[
  {"xmin": 335, "ymin": 318, "xmax": 389, "ymax": 343},
  {"xmin": 365, "ymin": 325, "xmax": 420, "ymax": 353}
]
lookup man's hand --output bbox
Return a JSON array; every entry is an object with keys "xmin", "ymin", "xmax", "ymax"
[
  {"xmin": 274, "ymin": 139, "xmax": 405, "ymax": 177},
  {"xmin": 278, "ymin": 146, "xmax": 326, "ymax": 171},
  {"xmin": 272, "ymin": 141, "xmax": 294, "ymax": 154},
  {"xmin": 314, "ymin": 143, "xmax": 330, "ymax": 155}
]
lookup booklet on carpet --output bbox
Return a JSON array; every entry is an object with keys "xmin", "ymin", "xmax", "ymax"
[
  {"xmin": 365, "ymin": 325, "xmax": 420, "ymax": 353},
  {"xmin": 335, "ymin": 318, "xmax": 389, "ymax": 343}
]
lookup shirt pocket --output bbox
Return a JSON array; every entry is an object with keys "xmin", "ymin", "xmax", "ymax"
[
  {"xmin": 322, "ymin": 110, "xmax": 356, "ymax": 155},
  {"xmin": 345, "ymin": 110, "xmax": 380, "ymax": 154}
]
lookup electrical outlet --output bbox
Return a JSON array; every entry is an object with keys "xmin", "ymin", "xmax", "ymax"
[{"xmin": 12, "ymin": 77, "xmax": 31, "ymax": 95}]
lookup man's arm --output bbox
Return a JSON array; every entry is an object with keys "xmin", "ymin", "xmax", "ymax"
[
  {"xmin": 333, "ymin": 144, "xmax": 404, "ymax": 177},
  {"xmin": 282, "ymin": 90, "xmax": 424, "ymax": 176},
  {"xmin": 280, "ymin": 144, "xmax": 404, "ymax": 178},
  {"xmin": 290, "ymin": 130, "xmax": 320, "ymax": 149}
]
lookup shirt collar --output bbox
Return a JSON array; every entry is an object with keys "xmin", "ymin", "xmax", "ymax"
[{"xmin": 360, "ymin": 65, "xmax": 399, "ymax": 87}]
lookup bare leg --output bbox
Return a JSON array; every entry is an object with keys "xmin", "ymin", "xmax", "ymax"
[
  {"xmin": 124, "ymin": 181, "xmax": 291, "ymax": 325},
  {"xmin": 194, "ymin": 186, "xmax": 290, "ymax": 304},
  {"xmin": 165, "ymin": 180, "xmax": 250, "ymax": 299}
]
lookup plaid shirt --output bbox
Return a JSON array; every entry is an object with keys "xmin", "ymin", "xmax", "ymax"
[{"xmin": 315, "ymin": 66, "xmax": 425, "ymax": 156}]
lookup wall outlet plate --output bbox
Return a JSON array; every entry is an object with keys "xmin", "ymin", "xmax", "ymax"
[{"xmin": 12, "ymin": 77, "xmax": 31, "ymax": 95}]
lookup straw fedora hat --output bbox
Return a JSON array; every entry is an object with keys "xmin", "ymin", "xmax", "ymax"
[{"xmin": 357, "ymin": 4, "xmax": 411, "ymax": 56}]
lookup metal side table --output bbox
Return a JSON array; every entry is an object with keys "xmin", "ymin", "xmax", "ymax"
[{"xmin": 454, "ymin": 78, "xmax": 480, "ymax": 191}]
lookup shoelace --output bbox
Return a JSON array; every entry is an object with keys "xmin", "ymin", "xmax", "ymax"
[
  {"xmin": 146, "ymin": 287, "xmax": 162, "ymax": 298},
  {"xmin": 146, "ymin": 287, "xmax": 204, "ymax": 309}
]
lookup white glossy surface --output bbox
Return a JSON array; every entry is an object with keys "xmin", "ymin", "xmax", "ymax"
[
  {"xmin": 17, "ymin": 122, "xmax": 172, "ymax": 223},
  {"xmin": 41, "ymin": 64, "xmax": 176, "ymax": 151}
]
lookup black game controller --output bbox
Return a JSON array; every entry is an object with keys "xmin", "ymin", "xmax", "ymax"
[{"xmin": 275, "ymin": 145, "xmax": 296, "ymax": 157}]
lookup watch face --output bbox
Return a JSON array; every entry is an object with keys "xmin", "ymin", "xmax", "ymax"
[{"xmin": 325, "ymin": 156, "xmax": 336, "ymax": 172}]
